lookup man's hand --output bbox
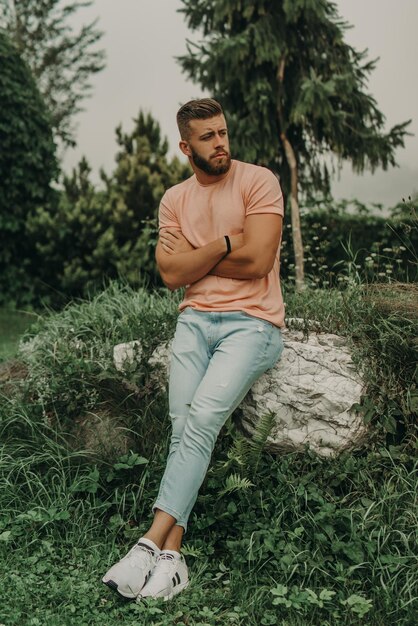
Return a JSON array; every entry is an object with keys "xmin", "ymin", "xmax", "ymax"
[{"xmin": 160, "ymin": 229, "xmax": 195, "ymax": 254}]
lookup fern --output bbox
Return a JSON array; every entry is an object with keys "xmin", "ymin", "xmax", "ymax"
[
  {"xmin": 210, "ymin": 412, "xmax": 276, "ymax": 499},
  {"xmin": 218, "ymin": 473, "xmax": 254, "ymax": 497},
  {"xmin": 228, "ymin": 410, "xmax": 276, "ymax": 477},
  {"xmin": 245, "ymin": 410, "xmax": 277, "ymax": 473}
]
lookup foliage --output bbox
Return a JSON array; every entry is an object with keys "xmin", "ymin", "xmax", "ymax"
[
  {"xmin": 6, "ymin": 244, "xmax": 418, "ymax": 444},
  {"xmin": 16, "ymin": 283, "xmax": 180, "ymax": 433},
  {"xmin": 25, "ymin": 112, "xmax": 190, "ymax": 304},
  {"xmin": 0, "ymin": 31, "xmax": 58, "ymax": 307},
  {"xmin": 10, "ymin": 279, "xmax": 417, "ymax": 458},
  {"xmin": 0, "ymin": 0, "xmax": 105, "ymax": 146},
  {"xmin": 0, "ymin": 442, "xmax": 416, "ymax": 625},
  {"xmin": 178, "ymin": 0, "xmax": 411, "ymax": 197},
  {"xmin": 280, "ymin": 197, "xmax": 418, "ymax": 288},
  {"xmin": 0, "ymin": 284, "xmax": 417, "ymax": 624}
]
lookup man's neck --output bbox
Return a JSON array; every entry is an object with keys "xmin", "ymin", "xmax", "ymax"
[{"xmin": 192, "ymin": 162, "xmax": 232, "ymax": 186}]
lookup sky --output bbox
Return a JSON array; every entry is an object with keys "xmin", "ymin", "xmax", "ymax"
[{"xmin": 65, "ymin": 0, "xmax": 418, "ymax": 208}]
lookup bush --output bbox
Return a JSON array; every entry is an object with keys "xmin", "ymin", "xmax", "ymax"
[
  {"xmin": 26, "ymin": 189, "xmax": 417, "ymax": 307},
  {"xmin": 281, "ymin": 197, "xmax": 418, "ymax": 288},
  {"xmin": 17, "ymin": 283, "xmax": 180, "ymax": 433},
  {"xmin": 10, "ymin": 280, "xmax": 416, "ymax": 457}
]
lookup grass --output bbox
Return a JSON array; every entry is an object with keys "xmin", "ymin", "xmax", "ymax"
[
  {"xmin": 0, "ymin": 308, "xmax": 37, "ymax": 361},
  {"xmin": 0, "ymin": 282, "xmax": 417, "ymax": 625}
]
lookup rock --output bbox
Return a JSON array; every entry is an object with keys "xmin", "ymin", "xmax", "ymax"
[
  {"xmin": 240, "ymin": 329, "xmax": 366, "ymax": 457},
  {"xmin": 113, "ymin": 340, "xmax": 142, "ymax": 372},
  {"xmin": 113, "ymin": 328, "xmax": 366, "ymax": 457}
]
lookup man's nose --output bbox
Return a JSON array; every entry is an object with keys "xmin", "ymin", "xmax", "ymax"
[{"xmin": 213, "ymin": 133, "xmax": 225, "ymax": 147}]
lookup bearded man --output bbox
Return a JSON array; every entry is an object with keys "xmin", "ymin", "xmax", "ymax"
[{"xmin": 103, "ymin": 98, "xmax": 285, "ymax": 601}]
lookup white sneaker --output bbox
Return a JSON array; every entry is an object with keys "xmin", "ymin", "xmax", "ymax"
[
  {"xmin": 102, "ymin": 538, "xmax": 160, "ymax": 599},
  {"xmin": 137, "ymin": 550, "xmax": 189, "ymax": 601}
]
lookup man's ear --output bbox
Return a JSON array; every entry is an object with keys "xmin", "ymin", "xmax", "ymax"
[{"xmin": 179, "ymin": 140, "xmax": 191, "ymax": 157}]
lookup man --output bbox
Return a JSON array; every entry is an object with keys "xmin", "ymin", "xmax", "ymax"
[{"xmin": 103, "ymin": 98, "xmax": 285, "ymax": 601}]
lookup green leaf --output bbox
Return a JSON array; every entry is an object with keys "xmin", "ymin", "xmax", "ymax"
[
  {"xmin": 319, "ymin": 589, "xmax": 336, "ymax": 601},
  {"xmin": 113, "ymin": 453, "xmax": 149, "ymax": 470},
  {"xmin": 271, "ymin": 584, "xmax": 288, "ymax": 597}
]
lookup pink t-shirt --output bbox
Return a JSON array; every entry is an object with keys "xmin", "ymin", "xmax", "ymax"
[{"xmin": 158, "ymin": 159, "xmax": 285, "ymax": 328}]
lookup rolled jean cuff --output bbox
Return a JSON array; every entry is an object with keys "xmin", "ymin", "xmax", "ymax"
[{"xmin": 152, "ymin": 500, "xmax": 187, "ymax": 532}]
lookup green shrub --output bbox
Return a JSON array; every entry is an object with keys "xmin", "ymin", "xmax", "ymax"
[
  {"xmin": 9, "ymin": 280, "xmax": 415, "ymax": 454},
  {"xmin": 281, "ymin": 197, "xmax": 418, "ymax": 288},
  {"xmin": 0, "ymin": 32, "xmax": 58, "ymax": 306},
  {"xmin": 26, "ymin": 190, "xmax": 417, "ymax": 307},
  {"xmin": 17, "ymin": 283, "xmax": 180, "ymax": 430}
]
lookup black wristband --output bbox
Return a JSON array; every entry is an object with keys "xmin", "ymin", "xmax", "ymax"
[{"xmin": 224, "ymin": 235, "xmax": 231, "ymax": 255}]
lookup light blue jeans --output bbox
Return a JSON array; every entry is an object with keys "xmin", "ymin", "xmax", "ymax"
[{"xmin": 153, "ymin": 308, "xmax": 284, "ymax": 531}]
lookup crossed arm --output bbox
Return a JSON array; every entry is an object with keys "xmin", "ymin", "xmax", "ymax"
[{"xmin": 155, "ymin": 213, "xmax": 283, "ymax": 291}]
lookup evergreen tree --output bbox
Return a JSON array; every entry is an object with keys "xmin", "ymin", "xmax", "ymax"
[
  {"xmin": 101, "ymin": 111, "xmax": 189, "ymax": 227},
  {"xmin": 27, "ymin": 112, "xmax": 190, "ymax": 301},
  {"xmin": 178, "ymin": 0, "xmax": 411, "ymax": 289},
  {"xmin": 0, "ymin": 0, "xmax": 105, "ymax": 147},
  {"xmin": 0, "ymin": 31, "xmax": 58, "ymax": 305}
]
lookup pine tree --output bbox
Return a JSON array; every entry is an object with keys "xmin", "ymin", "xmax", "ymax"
[
  {"xmin": 0, "ymin": 0, "xmax": 105, "ymax": 147},
  {"xmin": 178, "ymin": 0, "xmax": 411, "ymax": 290},
  {"xmin": 101, "ymin": 111, "xmax": 189, "ymax": 227}
]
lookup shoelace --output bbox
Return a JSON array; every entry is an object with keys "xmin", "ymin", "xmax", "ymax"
[
  {"xmin": 155, "ymin": 553, "xmax": 177, "ymax": 574},
  {"xmin": 129, "ymin": 544, "xmax": 155, "ymax": 568}
]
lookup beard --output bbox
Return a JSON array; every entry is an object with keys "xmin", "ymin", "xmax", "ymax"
[{"xmin": 190, "ymin": 146, "xmax": 232, "ymax": 176}]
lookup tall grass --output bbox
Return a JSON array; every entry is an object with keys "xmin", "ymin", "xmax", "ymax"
[{"xmin": 0, "ymin": 308, "xmax": 36, "ymax": 361}]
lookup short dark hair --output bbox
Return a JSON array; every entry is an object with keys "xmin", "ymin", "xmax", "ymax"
[{"xmin": 176, "ymin": 98, "xmax": 224, "ymax": 140}]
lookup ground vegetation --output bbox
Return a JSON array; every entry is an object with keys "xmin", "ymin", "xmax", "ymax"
[{"xmin": 0, "ymin": 280, "xmax": 416, "ymax": 625}]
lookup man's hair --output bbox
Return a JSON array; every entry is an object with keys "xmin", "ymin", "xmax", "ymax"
[{"xmin": 176, "ymin": 98, "xmax": 224, "ymax": 140}]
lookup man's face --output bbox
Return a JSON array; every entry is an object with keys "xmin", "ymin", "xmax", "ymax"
[{"xmin": 183, "ymin": 115, "xmax": 231, "ymax": 177}]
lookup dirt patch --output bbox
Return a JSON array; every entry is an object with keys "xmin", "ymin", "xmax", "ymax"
[
  {"xmin": 70, "ymin": 407, "xmax": 135, "ymax": 461},
  {"xmin": 0, "ymin": 359, "xmax": 28, "ymax": 396},
  {"xmin": 363, "ymin": 282, "xmax": 418, "ymax": 321}
]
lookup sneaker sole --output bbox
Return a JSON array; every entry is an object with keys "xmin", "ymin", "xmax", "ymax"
[
  {"xmin": 138, "ymin": 580, "xmax": 189, "ymax": 602},
  {"xmin": 102, "ymin": 578, "xmax": 138, "ymax": 600},
  {"xmin": 165, "ymin": 580, "xmax": 189, "ymax": 601}
]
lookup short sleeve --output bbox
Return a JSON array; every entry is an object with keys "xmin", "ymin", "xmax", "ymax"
[
  {"xmin": 158, "ymin": 191, "xmax": 181, "ymax": 231},
  {"xmin": 245, "ymin": 167, "xmax": 284, "ymax": 217}
]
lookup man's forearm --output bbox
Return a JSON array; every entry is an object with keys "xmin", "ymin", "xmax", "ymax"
[
  {"xmin": 157, "ymin": 237, "xmax": 228, "ymax": 290},
  {"xmin": 209, "ymin": 245, "xmax": 273, "ymax": 280}
]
